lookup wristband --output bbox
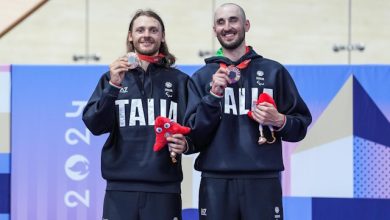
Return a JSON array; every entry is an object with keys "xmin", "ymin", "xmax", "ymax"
[
  {"xmin": 183, "ymin": 138, "xmax": 189, "ymax": 154},
  {"xmin": 210, "ymin": 89, "xmax": 224, "ymax": 98},
  {"xmin": 275, "ymin": 115, "xmax": 286, "ymax": 131},
  {"xmin": 109, "ymin": 80, "xmax": 122, "ymax": 88}
]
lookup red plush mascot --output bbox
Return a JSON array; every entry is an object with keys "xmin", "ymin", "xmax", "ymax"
[
  {"xmin": 153, "ymin": 116, "xmax": 191, "ymax": 163},
  {"xmin": 248, "ymin": 93, "xmax": 277, "ymax": 145}
]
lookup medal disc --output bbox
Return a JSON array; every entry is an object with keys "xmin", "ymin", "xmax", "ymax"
[
  {"xmin": 127, "ymin": 52, "xmax": 139, "ymax": 69},
  {"xmin": 227, "ymin": 66, "xmax": 241, "ymax": 84}
]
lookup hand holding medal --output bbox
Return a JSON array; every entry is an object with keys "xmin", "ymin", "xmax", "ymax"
[
  {"xmin": 210, "ymin": 63, "xmax": 242, "ymax": 96},
  {"xmin": 210, "ymin": 67, "xmax": 230, "ymax": 96},
  {"xmin": 210, "ymin": 47, "xmax": 251, "ymax": 96},
  {"xmin": 127, "ymin": 52, "xmax": 165, "ymax": 70},
  {"xmin": 216, "ymin": 46, "xmax": 251, "ymax": 85}
]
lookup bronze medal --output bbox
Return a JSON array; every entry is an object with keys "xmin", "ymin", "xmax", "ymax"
[
  {"xmin": 227, "ymin": 66, "xmax": 241, "ymax": 84},
  {"xmin": 127, "ymin": 52, "xmax": 139, "ymax": 69}
]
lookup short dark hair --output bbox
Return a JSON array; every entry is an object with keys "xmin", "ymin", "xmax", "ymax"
[{"xmin": 126, "ymin": 9, "xmax": 176, "ymax": 67}]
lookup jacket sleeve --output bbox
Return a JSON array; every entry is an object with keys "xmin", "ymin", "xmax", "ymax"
[
  {"xmin": 275, "ymin": 67, "xmax": 312, "ymax": 142},
  {"xmin": 183, "ymin": 73, "xmax": 223, "ymax": 154},
  {"xmin": 82, "ymin": 73, "xmax": 120, "ymax": 135}
]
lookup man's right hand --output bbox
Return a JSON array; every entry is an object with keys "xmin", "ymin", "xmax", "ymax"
[
  {"xmin": 210, "ymin": 67, "xmax": 230, "ymax": 96},
  {"xmin": 109, "ymin": 56, "xmax": 130, "ymax": 86}
]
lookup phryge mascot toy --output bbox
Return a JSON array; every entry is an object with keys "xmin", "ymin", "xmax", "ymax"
[
  {"xmin": 247, "ymin": 93, "xmax": 277, "ymax": 145},
  {"xmin": 153, "ymin": 116, "xmax": 191, "ymax": 163}
]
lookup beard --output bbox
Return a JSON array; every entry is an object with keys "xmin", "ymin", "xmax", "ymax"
[
  {"xmin": 132, "ymin": 37, "xmax": 161, "ymax": 55},
  {"xmin": 216, "ymin": 28, "xmax": 246, "ymax": 50}
]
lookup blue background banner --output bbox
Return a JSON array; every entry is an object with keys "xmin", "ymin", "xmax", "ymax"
[{"xmin": 11, "ymin": 65, "xmax": 108, "ymax": 220}]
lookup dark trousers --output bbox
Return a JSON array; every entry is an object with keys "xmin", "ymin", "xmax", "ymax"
[
  {"xmin": 198, "ymin": 177, "xmax": 283, "ymax": 220},
  {"xmin": 103, "ymin": 190, "xmax": 182, "ymax": 220}
]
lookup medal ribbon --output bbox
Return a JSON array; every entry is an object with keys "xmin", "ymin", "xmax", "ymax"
[
  {"xmin": 137, "ymin": 53, "xmax": 165, "ymax": 63},
  {"xmin": 219, "ymin": 59, "xmax": 251, "ymax": 69},
  {"xmin": 218, "ymin": 46, "xmax": 251, "ymax": 69}
]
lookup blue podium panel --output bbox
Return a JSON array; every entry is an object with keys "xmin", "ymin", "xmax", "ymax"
[
  {"xmin": 283, "ymin": 197, "xmax": 312, "ymax": 220},
  {"xmin": 0, "ymin": 65, "xmax": 10, "ymax": 219},
  {"xmin": 312, "ymin": 198, "xmax": 390, "ymax": 220}
]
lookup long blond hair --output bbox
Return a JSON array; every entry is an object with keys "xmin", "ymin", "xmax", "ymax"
[{"xmin": 126, "ymin": 9, "xmax": 176, "ymax": 67}]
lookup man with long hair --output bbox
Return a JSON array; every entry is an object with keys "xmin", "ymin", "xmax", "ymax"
[
  {"xmin": 83, "ymin": 9, "xmax": 189, "ymax": 220},
  {"xmin": 184, "ymin": 3, "xmax": 312, "ymax": 219}
]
